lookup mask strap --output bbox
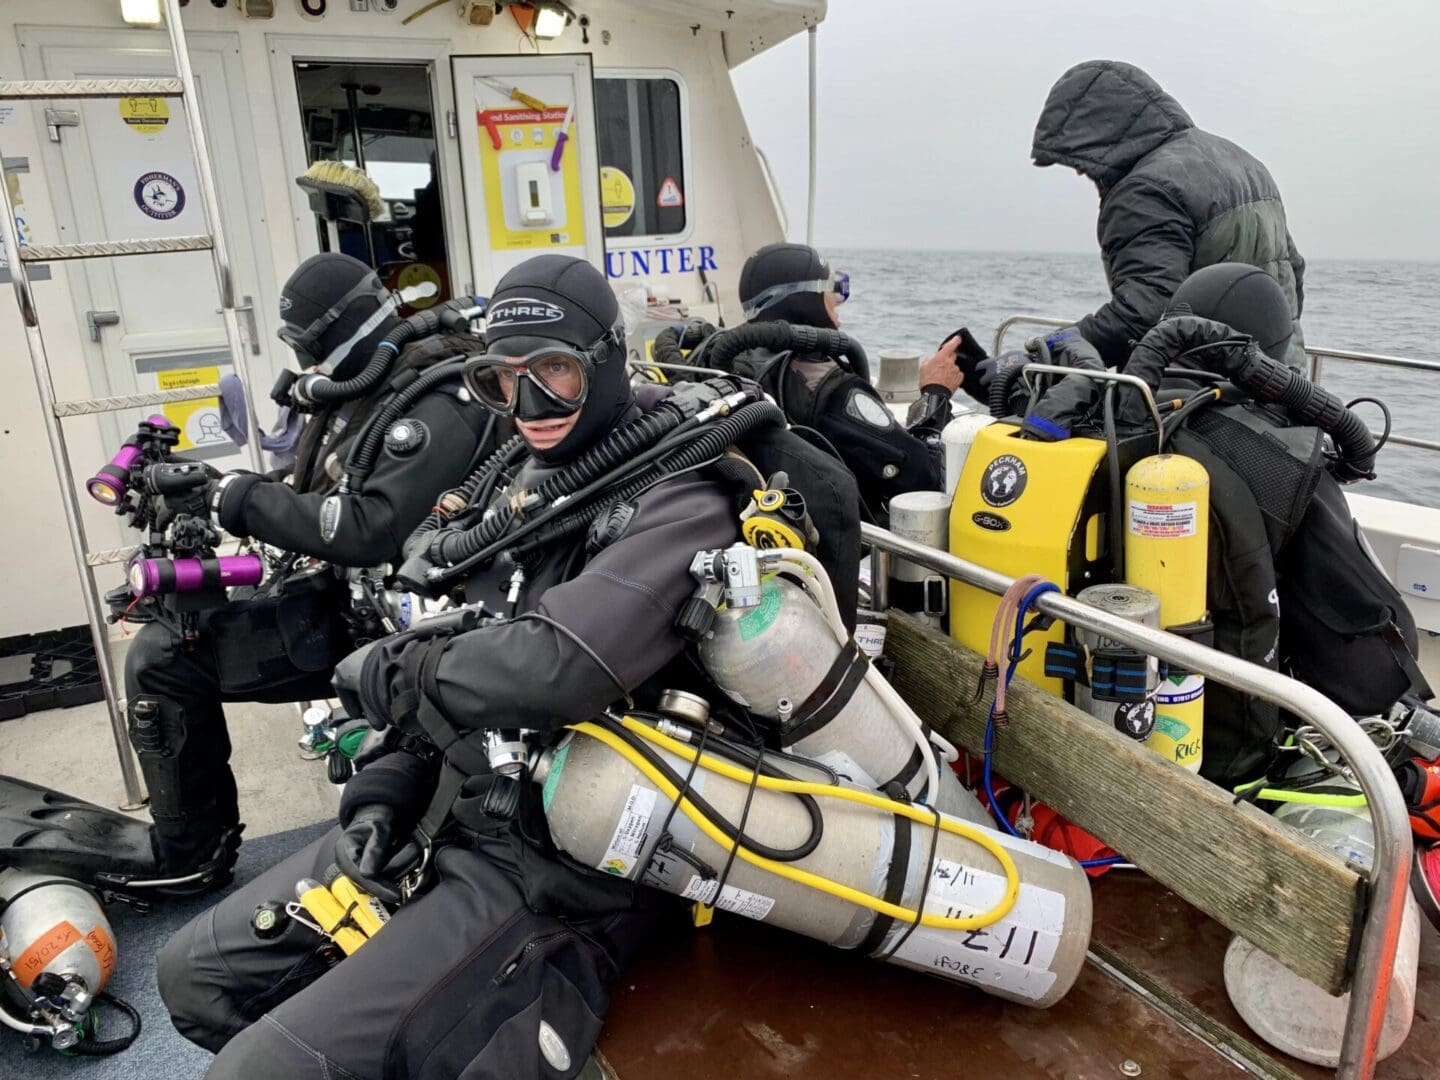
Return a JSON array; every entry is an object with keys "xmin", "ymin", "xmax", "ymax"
[
  {"xmin": 318, "ymin": 290, "xmax": 403, "ymax": 374},
  {"xmin": 741, "ymin": 278, "xmax": 829, "ymax": 321}
]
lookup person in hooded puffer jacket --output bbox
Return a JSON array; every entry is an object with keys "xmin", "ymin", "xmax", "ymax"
[{"xmin": 1032, "ymin": 60, "xmax": 1307, "ymax": 370}]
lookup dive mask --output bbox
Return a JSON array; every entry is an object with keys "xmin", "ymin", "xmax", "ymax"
[
  {"xmin": 741, "ymin": 269, "xmax": 850, "ymax": 321},
  {"xmin": 462, "ymin": 333, "xmax": 616, "ymax": 418},
  {"xmin": 278, "ymin": 278, "xmax": 439, "ymax": 373}
]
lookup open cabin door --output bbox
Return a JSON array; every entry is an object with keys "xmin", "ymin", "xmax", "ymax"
[{"xmin": 451, "ymin": 54, "xmax": 604, "ymax": 295}]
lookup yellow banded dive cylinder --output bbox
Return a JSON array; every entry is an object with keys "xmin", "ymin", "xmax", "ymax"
[{"xmin": 1124, "ymin": 454, "xmax": 1209, "ymax": 772}]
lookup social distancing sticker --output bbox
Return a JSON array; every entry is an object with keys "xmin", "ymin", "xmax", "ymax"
[
  {"xmin": 119, "ymin": 96, "xmax": 169, "ymax": 136},
  {"xmin": 600, "ymin": 166, "xmax": 635, "ymax": 228}
]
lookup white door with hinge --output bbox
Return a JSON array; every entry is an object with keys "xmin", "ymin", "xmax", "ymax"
[
  {"xmin": 21, "ymin": 27, "xmax": 280, "ymax": 468},
  {"xmin": 452, "ymin": 54, "xmax": 604, "ymax": 295}
]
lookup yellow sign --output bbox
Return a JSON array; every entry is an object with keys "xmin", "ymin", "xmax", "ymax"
[
  {"xmin": 397, "ymin": 263, "xmax": 442, "ymax": 309},
  {"xmin": 156, "ymin": 366, "xmax": 223, "ymax": 452},
  {"xmin": 119, "ymin": 97, "xmax": 169, "ymax": 136},
  {"xmin": 478, "ymin": 106, "xmax": 586, "ymax": 253},
  {"xmin": 600, "ymin": 166, "xmax": 635, "ymax": 229}
]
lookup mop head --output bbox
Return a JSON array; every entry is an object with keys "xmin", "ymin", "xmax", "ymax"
[{"xmin": 297, "ymin": 160, "xmax": 384, "ymax": 222}]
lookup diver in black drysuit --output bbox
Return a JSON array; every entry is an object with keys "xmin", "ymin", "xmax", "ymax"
[
  {"xmin": 157, "ymin": 255, "xmax": 745, "ymax": 1078},
  {"xmin": 124, "ymin": 253, "xmax": 496, "ymax": 885},
  {"xmin": 730, "ymin": 243, "xmax": 989, "ymax": 519}
]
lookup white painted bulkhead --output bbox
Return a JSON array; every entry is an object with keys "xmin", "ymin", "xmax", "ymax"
[{"xmin": 0, "ymin": 0, "xmax": 818, "ymax": 637}]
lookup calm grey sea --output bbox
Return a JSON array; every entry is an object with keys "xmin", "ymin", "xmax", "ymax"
[{"xmin": 828, "ymin": 249, "xmax": 1440, "ymax": 507}]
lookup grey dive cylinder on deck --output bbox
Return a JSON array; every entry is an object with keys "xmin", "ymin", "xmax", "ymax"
[
  {"xmin": 699, "ymin": 574, "xmax": 984, "ymax": 822},
  {"xmin": 1073, "ymin": 584, "xmax": 1161, "ymax": 739},
  {"xmin": 0, "ymin": 869, "xmax": 115, "ymax": 1000},
  {"xmin": 539, "ymin": 725, "xmax": 1093, "ymax": 1008}
]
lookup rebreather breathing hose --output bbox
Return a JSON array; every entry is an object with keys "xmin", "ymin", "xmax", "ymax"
[{"xmin": 567, "ymin": 716, "xmax": 1022, "ymax": 932}]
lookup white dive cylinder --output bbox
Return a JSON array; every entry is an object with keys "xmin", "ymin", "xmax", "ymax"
[
  {"xmin": 887, "ymin": 491, "xmax": 952, "ymax": 628},
  {"xmin": 699, "ymin": 573, "xmax": 985, "ymax": 823},
  {"xmin": 0, "ymin": 869, "xmax": 116, "ymax": 1031},
  {"xmin": 540, "ymin": 725, "xmax": 1092, "ymax": 1008},
  {"xmin": 940, "ymin": 409, "xmax": 995, "ymax": 498},
  {"xmin": 1223, "ymin": 797, "xmax": 1420, "ymax": 1067}
]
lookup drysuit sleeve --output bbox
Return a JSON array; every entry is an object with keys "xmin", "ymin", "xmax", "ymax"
[
  {"xmin": 373, "ymin": 473, "xmax": 739, "ymax": 734},
  {"xmin": 218, "ymin": 390, "xmax": 487, "ymax": 566},
  {"xmin": 812, "ymin": 373, "xmax": 943, "ymax": 499},
  {"xmin": 1079, "ymin": 177, "xmax": 1196, "ymax": 370}
]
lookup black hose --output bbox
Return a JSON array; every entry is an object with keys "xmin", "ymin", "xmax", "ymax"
[
  {"xmin": 1231, "ymin": 345, "xmax": 1379, "ymax": 481},
  {"xmin": 68, "ymin": 992, "xmax": 141, "ymax": 1056},
  {"xmin": 294, "ymin": 319, "xmax": 417, "ymax": 408},
  {"xmin": 989, "ymin": 354, "xmax": 1028, "ymax": 419},
  {"xmin": 594, "ymin": 715, "xmax": 824, "ymax": 862},
  {"xmin": 442, "ymin": 401, "xmax": 785, "ymax": 577},
  {"xmin": 343, "ymin": 359, "xmax": 467, "ymax": 488},
  {"xmin": 652, "ymin": 319, "xmax": 716, "ymax": 368},
  {"xmin": 706, "ymin": 322, "xmax": 869, "ymax": 382}
]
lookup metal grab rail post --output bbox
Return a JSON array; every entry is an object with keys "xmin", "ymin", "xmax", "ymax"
[
  {"xmin": 991, "ymin": 314, "xmax": 1076, "ymax": 357},
  {"xmin": 861, "ymin": 523, "xmax": 1411, "ymax": 1080}
]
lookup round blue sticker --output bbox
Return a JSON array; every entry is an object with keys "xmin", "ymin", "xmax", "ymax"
[{"xmin": 134, "ymin": 171, "xmax": 185, "ymax": 220}]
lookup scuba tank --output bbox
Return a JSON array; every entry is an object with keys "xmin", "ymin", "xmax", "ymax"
[
  {"xmin": 1124, "ymin": 455, "xmax": 1210, "ymax": 772},
  {"xmin": 539, "ymin": 718, "xmax": 1092, "ymax": 1008},
  {"xmin": 0, "ymin": 869, "xmax": 133, "ymax": 1053},
  {"xmin": 698, "ymin": 567, "xmax": 987, "ymax": 823}
]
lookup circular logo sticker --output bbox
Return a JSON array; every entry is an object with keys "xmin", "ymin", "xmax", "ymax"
[
  {"xmin": 396, "ymin": 262, "xmax": 441, "ymax": 309},
  {"xmin": 980, "ymin": 454, "xmax": 1027, "ymax": 508},
  {"xmin": 119, "ymin": 96, "xmax": 169, "ymax": 135},
  {"xmin": 600, "ymin": 166, "xmax": 635, "ymax": 229},
  {"xmin": 134, "ymin": 171, "xmax": 185, "ymax": 220}
]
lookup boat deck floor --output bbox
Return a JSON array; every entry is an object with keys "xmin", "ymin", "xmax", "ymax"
[{"xmin": 597, "ymin": 873, "xmax": 1439, "ymax": 1080}]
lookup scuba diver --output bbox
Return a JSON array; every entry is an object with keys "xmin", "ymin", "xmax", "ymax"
[
  {"xmin": 1031, "ymin": 60, "xmax": 1307, "ymax": 370},
  {"xmin": 671, "ymin": 242, "xmax": 984, "ymax": 521},
  {"xmin": 122, "ymin": 252, "xmax": 498, "ymax": 890},
  {"xmin": 156, "ymin": 254, "xmax": 806, "ymax": 1078}
]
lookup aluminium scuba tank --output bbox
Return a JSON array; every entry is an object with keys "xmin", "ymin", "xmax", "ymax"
[
  {"xmin": 539, "ymin": 724, "xmax": 1092, "ymax": 1008},
  {"xmin": 0, "ymin": 869, "xmax": 115, "ymax": 1012},
  {"xmin": 1124, "ymin": 455, "xmax": 1209, "ymax": 772},
  {"xmin": 1223, "ymin": 795, "xmax": 1420, "ymax": 1067},
  {"xmin": 699, "ymin": 574, "xmax": 987, "ymax": 823},
  {"xmin": 940, "ymin": 409, "xmax": 995, "ymax": 498},
  {"xmin": 1073, "ymin": 584, "xmax": 1162, "ymax": 742},
  {"xmin": 887, "ymin": 490, "xmax": 952, "ymax": 629}
]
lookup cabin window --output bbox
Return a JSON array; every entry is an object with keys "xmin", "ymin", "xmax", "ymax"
[
  {"xmin": 293, "ymin": 61, "xmax": 453, "ymax": 312},
  {"xmin": 595, "ymin": 75, "xmax": 687, "ymax": 239}
]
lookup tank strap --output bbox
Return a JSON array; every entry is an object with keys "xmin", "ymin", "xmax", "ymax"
[
  {"xmin": 782, "ymin": 637, "xmax": 869, "ymax": 744},
  {"xmin": 1384, "ymin": 621, "xmax": 1435, "ymax": 700},
  {"xmin": 857, "ymin": 794, "xmax": 912, "ymax": 957}
]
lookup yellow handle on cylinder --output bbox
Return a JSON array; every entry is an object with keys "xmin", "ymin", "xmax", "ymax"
[{"xmin": 1124, "ymin": 454, "xmax": 1209, "ymax": 773}]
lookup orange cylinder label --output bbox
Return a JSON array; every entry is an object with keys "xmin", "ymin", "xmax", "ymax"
[
  {"xmin": 85, "ymin": 925, "xmax": 117, "ymax": 985},
  {"xmin": 13, "ymin": 920, "xmax": 82, "ymax": 988}
]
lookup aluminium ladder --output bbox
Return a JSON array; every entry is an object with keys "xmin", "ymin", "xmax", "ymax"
[{"xmin": 0, "ymin": 0, "xmax": 268, "ymax": 807}]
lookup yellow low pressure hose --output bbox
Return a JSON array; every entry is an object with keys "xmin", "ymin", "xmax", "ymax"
[{"xmin": 566, "ymin": 718, "xmax": 1022, "ymax": 931}]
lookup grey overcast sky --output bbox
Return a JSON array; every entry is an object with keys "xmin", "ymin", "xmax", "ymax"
[{"xmin": 732, "ymin": 0, "xmax": 1440, "ymax": 260}]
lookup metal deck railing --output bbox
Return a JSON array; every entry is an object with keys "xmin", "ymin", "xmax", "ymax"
[{"xmin": 991, "ymin": 314, "xmax": 1440, "ymax": 456}]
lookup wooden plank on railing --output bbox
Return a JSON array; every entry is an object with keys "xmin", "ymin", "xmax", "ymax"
[{"xmin": 885, "ymin": 612, "xmax": 1363, "ymax": 994}]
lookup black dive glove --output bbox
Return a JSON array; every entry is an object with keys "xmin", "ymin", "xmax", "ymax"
[
  {"xmin": 334, "ymin": 803, "xmax": 423, "ymax": 904},
  {"xmin": 943, "ymin": 327, "xmax": 990, "ymax": 386},
  {"xmin": 207, "ymin": 471, "xmax": 265, "ymax": 535}
]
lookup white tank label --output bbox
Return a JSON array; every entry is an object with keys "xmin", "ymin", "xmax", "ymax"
[
  {"xmin": 1155, "ymin": 673, "xmax": 1204, "ymax": 706},
  {"xmin": 891, "ymin": 857, "xmax": 1067, "ymax": 1002},
  {"xmin": 854, "ymin": 622, "xmax": 887, "ymax": 658},
  {"xmin": 680, "ymin": 877, "xmax": 776, "ymax": 921},
  {"xmin": 1129, "ymin": 499, "xmax": 1197, "ymax": 538},
  {"xmin": 597, "ymin": 785, "xmax": 656, "ymax": 878}
]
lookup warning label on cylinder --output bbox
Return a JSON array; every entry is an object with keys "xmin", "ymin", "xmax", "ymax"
[
  {"xmin": 890, "ymin": 858, "xmax": 1067, "ymax": 1002},
  {"xmin": 598, "ymin": 785, "xmax": 656, "ymax": 877},
  {"xmin": 1129, "ymin": 500, "xmax": 1197, "ymax": 538},
  {"xmin": 680, "ymin": 878, "xmax": 776, "ymax": 921}
]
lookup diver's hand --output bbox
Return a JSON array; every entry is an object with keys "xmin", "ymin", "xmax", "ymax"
[
  {"xmin": 919, "ymin": 337, "xmax": 966, "ymax": 395},
  {"xmin": 333, "ymin": 802, "xmax": 421, "ymax": 905}
]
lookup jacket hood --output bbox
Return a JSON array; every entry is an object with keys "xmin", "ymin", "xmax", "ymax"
[{"xmin": 1031, "ymin": 61, "xmax": 1194, "ymax": 190}]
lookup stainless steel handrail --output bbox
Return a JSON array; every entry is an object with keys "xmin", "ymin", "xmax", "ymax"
[
  {"xmin": 993, "ymin": 315, "xmax": 1440, "ymax": 456},
  {"xmin": 991, "ymin": 314, "xmax": 1075, "ymax": 356},
  {"xmin": 861, "ymin": 522, "xmax": 1411, "ymax": 1080}
]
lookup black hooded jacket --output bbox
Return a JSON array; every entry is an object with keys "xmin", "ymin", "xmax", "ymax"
[{"xmin": 1032, "ymin": 61, "xmax": 1306, "ymax": 369}]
